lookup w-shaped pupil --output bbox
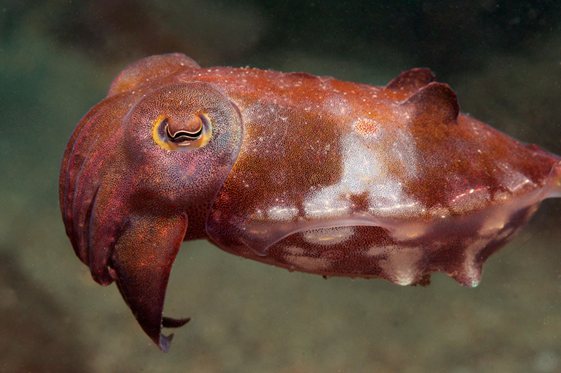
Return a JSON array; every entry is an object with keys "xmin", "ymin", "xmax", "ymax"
[{"xmin": 164, "ymin": 116, "xmax": 203, "ymax": 142}]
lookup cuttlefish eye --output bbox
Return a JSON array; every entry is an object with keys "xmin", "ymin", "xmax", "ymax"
[{"xmin": 152, "ymin": 113, "xmax": 212, "ymax": 150}]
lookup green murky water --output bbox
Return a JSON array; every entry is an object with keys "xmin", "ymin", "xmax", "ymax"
[{"xmin": 2, "ymin": 1, "xmax": 561, "ymax": 372}]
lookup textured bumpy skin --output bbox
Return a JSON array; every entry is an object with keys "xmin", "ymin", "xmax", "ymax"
[{"xmin": 60, "ymin": 53, "xmax": 561, "ymax": 350}]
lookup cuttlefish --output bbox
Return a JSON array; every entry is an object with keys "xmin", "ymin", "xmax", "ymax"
[{"xmin": 59, "ymin": 53, "xmax": 561, "ymax": 351}]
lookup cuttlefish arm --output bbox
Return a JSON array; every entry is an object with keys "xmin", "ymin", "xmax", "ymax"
[
  {"xmin": 111, "ymin": 213, "xmax": 189, "ymax": 350},
  {"xmin": 60, "ymin": 54, "xmax": 243, "ymax": 350}
]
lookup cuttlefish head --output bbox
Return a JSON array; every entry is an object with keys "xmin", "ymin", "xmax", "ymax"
[{"xmin": 59, "ymin": 54, "xmax": 243, "ymax": 350}]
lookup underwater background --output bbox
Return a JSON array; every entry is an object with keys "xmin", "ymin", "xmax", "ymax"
[{"xmin": 2, "ymin": 1, "xmax": 561, "ymax": 371}]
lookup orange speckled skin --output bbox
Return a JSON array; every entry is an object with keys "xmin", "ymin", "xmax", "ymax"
[{"xmin": 60, "ymin": 53, "xmax": 561, "ymax": 350}]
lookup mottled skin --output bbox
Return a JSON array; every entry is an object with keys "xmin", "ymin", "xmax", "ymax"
[{"xmin": 60, "ymin": 53, "xmax": 561, "ymax": 351}]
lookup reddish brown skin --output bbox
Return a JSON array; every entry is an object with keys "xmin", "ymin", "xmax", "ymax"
[{"xmin": 59, "ymin": 53, "xmax": 561, "ymax": 351}]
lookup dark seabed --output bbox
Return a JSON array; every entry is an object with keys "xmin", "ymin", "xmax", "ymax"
[{"xmin": 1, "ymin": 1, "xmax": 561, "ymax": 372}]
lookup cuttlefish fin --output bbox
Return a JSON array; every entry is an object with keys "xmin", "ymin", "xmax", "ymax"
[
  {"xmin": 109, "ymin": 213, "xmax": 189, "ymax": 352},
  {"xmin": 401, "ymin": 82, "xmax": 460, "ymax": 124}
]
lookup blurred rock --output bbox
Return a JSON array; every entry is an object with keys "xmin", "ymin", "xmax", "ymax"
[
  {"xmin": 0, "ymin": 252, "xmax": 90, "ymax": 373},
  {"xmin": 8, "ymin": 0, "xmax": 265, "ymax": 65}
]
